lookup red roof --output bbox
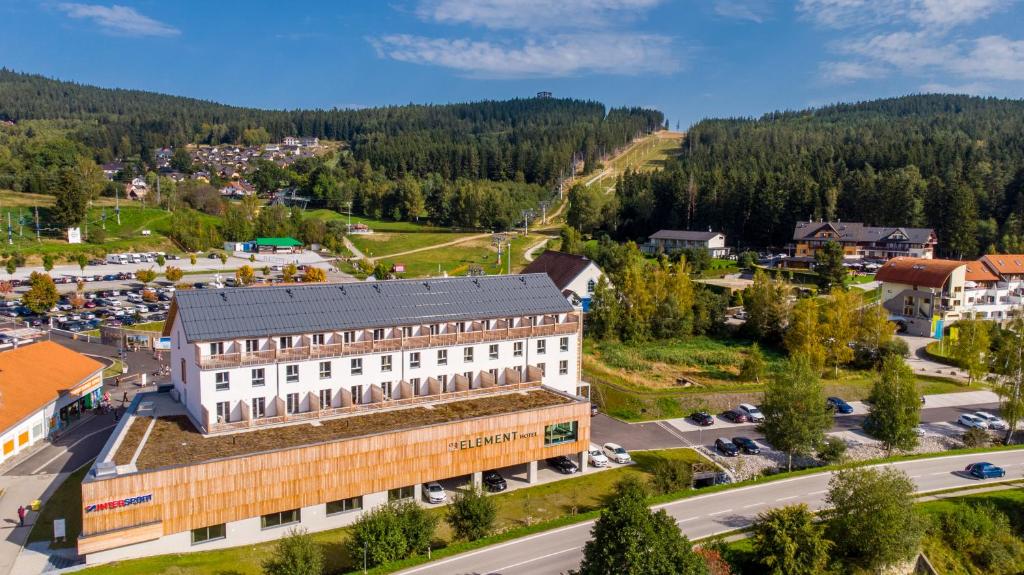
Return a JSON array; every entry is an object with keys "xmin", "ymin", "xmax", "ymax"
[
  {"xmin": 979, "ymin": 254, "xmax": 1024, "ymax": 276},
  {"xmin": 521, "ymin": 251, "xmax": 595, "ymax": 291},
  {"xmin": 965, "ymin": 261, "xmax": 999, "ymax": 282},
  {"xmin": 875, "ymin": 257, "xmax": 964, "ymax": 289}
]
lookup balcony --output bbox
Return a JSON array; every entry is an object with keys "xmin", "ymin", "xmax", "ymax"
[{"xmin": 196, "ymin": 315, "xmax": 580, "ymax": 370}]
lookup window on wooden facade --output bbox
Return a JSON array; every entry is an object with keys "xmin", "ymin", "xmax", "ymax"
[
  {"xmin": 544, "ymin": 421, "xmax": 578, "ymax": 446},
  {"xmin": 326, "ymin": 497, "xmax": 362, "ymax": 516},
  {"xmin": 191, "ymin": 523, "xmax": 226, "ymax": 544},
  {"xmin": 261, "ymin": 509, "xmax": 300, "ymax": 529},
  {"xmin": 388, "ymin": 486, "xmax": 414, "ymax": 501}
]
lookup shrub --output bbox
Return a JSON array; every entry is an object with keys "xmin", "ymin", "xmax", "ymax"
[
  {"xmin": 648, "ymin": 458, "xmax": 693, "ymax": 495},
  {"xmin": 962, "ymin": 427, "xmax": 991, "ymax": 447},
  {"xmin": 817, "ymin": 436, "xmax": 847, "ymax": 464},
  {"xmin": 87, "ymin": 228, "xmax": 106, "ymax": 244},
  {"xmin": 446, "ymin": 485, "xmax": 497, "ymax": 541},
  {"xmin": 261, "ymin": 528, "xmax": 324, "ymax": 575},
  {"xmin": 935, "ymin": 502, "xmax": 1024, "ymax": 573}
]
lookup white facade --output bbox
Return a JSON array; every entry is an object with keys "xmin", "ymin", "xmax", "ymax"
[
  {"xmin": 562, "ymin": 261, "xmax": 605, "ymax": 303},
  {"xmin": 0, "ymin": 404, "xmax": 53, "ymax": 466},
  {"xmin": 170, "ymin": 313, "xmax": 582, "ymax": 431}
]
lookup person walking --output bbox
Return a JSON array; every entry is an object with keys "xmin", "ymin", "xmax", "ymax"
[
  {"xmin": 121, "ymin": 391, "xmax": 129, "ymax": 405},
  {"xmin": 17, "ymin": 505, "xmax": 26, "ymax": 527}
]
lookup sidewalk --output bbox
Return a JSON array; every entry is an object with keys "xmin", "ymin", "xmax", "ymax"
[{"xmin": 0, "ymin": 471, "xmax": 69, "ymax": 575}]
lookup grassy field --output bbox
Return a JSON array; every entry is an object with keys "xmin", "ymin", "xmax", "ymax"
[
  {"xmin": 304, "ymin": 210, "xmax": 449, "ymax": 233},
  {"xmin": 72, "ymin": 448, "xmax": 707, "ymax": 575},
  {"xmin": 589, "ymin": 132, "xmax": 684, "ymax": 192},
  {"xmin": 366, "ymin": 232, "xmax": 541, "ymax": 278},
  {"xmin": 349, "ymin": 232, "xmax": 480, "ymax": 259},
  {"xmin": 28, "ymin": 462, "xmax": 91, "ymax": 549},
  {"xmin": 585, "ymin": 337, "xmax": 975, "ymax": 421},
  {"xmin": 129, "ymin": 321, "xmax": 166, "ymax": 332}
]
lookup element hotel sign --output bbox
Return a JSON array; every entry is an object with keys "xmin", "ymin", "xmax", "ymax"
[{"xmin": 448, "ymin": 430, "xmax": 537, "ymax": 451}]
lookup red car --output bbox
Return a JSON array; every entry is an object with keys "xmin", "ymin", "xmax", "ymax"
[{"xmin": 721, "ymin": 409, "xmax": 750, "ymax": 424}]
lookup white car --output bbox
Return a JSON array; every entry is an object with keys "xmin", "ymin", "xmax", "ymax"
[
  {"xmin": 914, "ymin": 425, "xmax": 927, "ymax": 437},
  {"xmin": 738, "ymin": 403, "xmax": 764, "ymax": 423},
  {"xmin": 603, "ymin": 442, "xmax": 632, "ymax": 464},
  {"xmin": 974, "ymin": 411, "xmax": 1008, "ymax": 430},
  {"xmin": 588, "ymin": 446, "xmax": 609, "ymax": 467},
  {"xmin": 958, "ymin": 414, "xmax": 988, "ymax": 430},
  {"xmin": 424, "ymin": 482, "xmax": 446, "ymax": 504}
]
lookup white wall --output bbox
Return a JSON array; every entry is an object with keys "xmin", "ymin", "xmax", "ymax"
[
  {"xmin": 563, "ymin": 263, "xmax": 605, "ymax": 300},
  {"xmin": 0, "ymin": 403, "xmax": 54, "ymax": 465}
]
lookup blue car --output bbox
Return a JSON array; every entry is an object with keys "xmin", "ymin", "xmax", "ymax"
[
  {"xmin": 965, "ymin": 462, "xmax": 1006, "ymax": 479},
  {"xmin": 826, "ymin": 396, "xmax": 854, "ymax": 414}
]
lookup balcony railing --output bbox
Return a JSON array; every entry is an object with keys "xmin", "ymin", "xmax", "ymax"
[
  {"xmin": 197, "ymin": 316, "xmax": 580, "ymax": 370},
  {"xmin": 204, "ymin": 379, "xmax": 545, "ymax": 434}
]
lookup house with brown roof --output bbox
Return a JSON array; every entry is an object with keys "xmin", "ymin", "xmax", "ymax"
[
  {"xmin": 786, "ymin": 221, "xmax": 937, "ymax": 268},
  {"xmin": 643, "ymin": 230, "xmax": 729, "ymax": 258},
  {"xmin": 521, "ymin": 250, "xmax": 607, "ymax": 311},
  {"xmin": 0, "ymin": 341, "xmax": 104, "ymax": 465},
  {"xmin": 876, "ymin": 257, "xmax": 966, "ymax": 337}
]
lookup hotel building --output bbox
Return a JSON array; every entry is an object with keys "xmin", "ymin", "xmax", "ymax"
[{"xmin": 79, "ymin": 274, "xmax": 590, "ymax": 563}]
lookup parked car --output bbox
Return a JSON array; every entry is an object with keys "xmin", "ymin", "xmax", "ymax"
[
  {"xmin": 732, "ymin": 436, "xmax": 760, "ymax": 454},
  {"xmin": 721, "ymin": 409, "xmax": 750, "ymax": 424},
  {"xmin": 974, "ymin": 411, "xmax": 1008, "ymax": 430},
  {"xmin": 738, "ymin": 403, "xmax": 764, "ymax": 423},
  {"xmin": 914, "ymin": 426, "xmax": 927, "ymax": 437},
  {"xmin": 965, "ymin": 462, "xmax": 1006, "ymax": 479},
  {"xmin": 958, "ymin": 413, "xmax": 988, "ymax": 429},
  {"xmin": 546, "ymin": 456, "xmax": 579, "ymax": 474},
  {"xmin": 424, "ymin": 482, "xmax": 447, "ymax": 504},
  {"xmin": 603, "ymin": 443, "xmax": 632, "ymax": 464},
  {"xmin": 690, "ymin": 411, "xmax": 715, "ymax": 426},
  {"xmin": 826, "ymin": 396, "xmax": 854, "ymax": 414},
  {"xmin": 715, "ymin": 437, "xmax": 739, "ymax": 457},
  {"xmin": 482, "ymin": 470, "xmax": 507, "ymax": 492},
  {"xmin": 588, "ymin": 446, "xmax": 609, "ymax": 467},
  {"xmin": 590, "ymin": 403, "xmax": 599, "ymax": 417}
]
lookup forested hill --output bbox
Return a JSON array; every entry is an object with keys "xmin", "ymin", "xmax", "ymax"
[
  {"xmin": 613, "ymin": 94, "xmax": 1024, "ymax": 257},
  {"xmin": 0, "ymin": 69, "xmax": 663, "ymax": 184}
]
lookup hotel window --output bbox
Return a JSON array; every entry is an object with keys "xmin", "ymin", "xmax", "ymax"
[
  {"xmin": 410, "ymin": 352, "xmax": 421, "ymax": 369},
  {"xmin": 319, "ymin": 389, "xmax": 332, "ymax": 409},
  {"xmin": 286, "ymin": 393, "xmax": 299, "ymax": 414},
  {"xmin": 489, "ymin": 368, "xmax": 498, "ymax": 379},
  {"xmin": 351, "ymin": 358, "xmax": 363, "ymax": 375},
  {"xmin": 464, "ymin": 347, "xmax": 474, "ymax": 362},
  {"xmin": 261, "ymin": 509, "xmax": 300, "ymax": 529},
  {"xmin": 286, "ymin": 365, "xmax": 299, "ymax": 383},
  {"xmin": 191, "ymin": 523, "xmax": 226, "ymax": 545},
  {"xmin": 381, "ymin": 355, "xmax": 393, "ymax": 372},
  {"xmin": 312, "ymin": 333, "xmax": 325, "ymax": 346},
  {"xmin": 560, "ymin": 337, "xmax": 569, "ymax": 352},
  {"xmin": 319, "ymin": 361, "xmax": 332, "ymax": 379},
  {"xmin": 537, "ymin": 339, "xmax": 546, "ymax": 355},
  {"xmin": 382, "ymin": 381, "xmax": 393, "ymax": 400},
  {"xmin": 402, "ymin": 326, "xmax": 413, "ymax": 337},
  {"xmin": 388, "ymin": 485, "xmax": 415, "ymax": 502},
  {"xmin": 458, "ymin": 321, "xmax": 467, "ymax": 333},
  {"xmin": 326, "ymin": 496, "xmax": 363, "ymax": 516},
  {"xmin": 489, "ymin": 344, "xmax": 499, "ymax": 360},
  {"xmin": 373, "ymin": 328, "xmax": 385, "ymax": 341},
  {"xmin": 559, "ymin": 360, "xmax": 569, "ymax": 375},
  {"xmin": 537, "ymin": 363, "xmax": 546, "ymax": 376},
  {"xmin": 430, "ymin": 323, "xmax": 440, "ymax": 335},
  {"xmin": 544, "ymin": 421, "xmax": 578, "ymax": 446},
  {"xmin": 215, "ymin": 372, "xmax": 230, "ymax": 391},
  {"xmin": 351, "ymin": 385, "xmax": 363, "ymax": 405},
  {"xmin": 216, "ymin": 401, "xmax": 230, "ymax": 422},
  {"xmin": 464, "ymin": 371, "xmax": 473, "ymax": 383},
  {"xmin": 513, "ymin": 341, "xmax": 524, "ymax": 357},
  {"xmin": 251, "ymin": 368, "xmax": 265, "ymax": 388},
  {"xmin": 343, "ymin": 331, "xmax": 355, "ymax": 344},
  {"xmin": 251, "ymin": 397, "xmax": 266, "ymax": 419},
  {"xmin": 279, "ymin": 336, "xmax": 293, "ymax": 349},
  {"xmin": 437, "ymin": 349, "xmax": 448, "ymax": 366},
  {"xmin": 209, "ymin": 342, "xmax": 224, "ymax": 356},
  {"xmin": 245, "ymin": 339, "xmax": 258, "ymax": 353},
  {"xmin": 438, "ymin": 374, "xmax": 448, "ymax": 391}
]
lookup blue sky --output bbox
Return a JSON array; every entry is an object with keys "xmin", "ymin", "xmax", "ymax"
[{"xmin": 2, "ymin": 1, "xmax": 1023, "ymax": 127}]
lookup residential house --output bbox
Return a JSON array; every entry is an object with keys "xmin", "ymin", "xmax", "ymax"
[
  {"xmin": 282, "ymin": 136, "xmax": 301, "ymax": 146},
  {"xmin": 521, "ymin": 250, "xmax": 607, "ymax": 311},
  {"xmin": 643, "ymin": 230, "xmax": 729, "ymax": 258},
  {"xmin": 125, "ymin": 177, "xmax": 148, "ymax": 200},
  {"xmin": 876, "ymin": 257, "xmax": 966, "ymax": 337},
  {"xmin": 786, "ymin": 221, "xmax": 937, "ymax": 267}
]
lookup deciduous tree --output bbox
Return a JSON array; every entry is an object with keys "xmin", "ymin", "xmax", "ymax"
[
  {"xmin": 951, "ymin": 319, "xmax": 991, "ymax": 383},
  {"xmin": 751, "ymin": 504, "xmax": 832, "ymax": 575},
  {"xmin": 446, "ymin": 485, "xmax": 496, "ymax": 541},
  {"xmin": 821, "ymin": 289, "xmax": 858, "ymax": 377},
  {"xmin": 164, "ymin": 266, "xmax": 183, "ymax": 283},
  {"xmin": 135, "ymin": 268, "xmax": 157, "ymax": 286},
  {"xmin": 23, "ymin": 272, "xmax": 59, "ymax": 314},
  {"xmin": 283, "ymin": 263, "xmax": 298, "ymax": 282},
  {"xmin": 760, "ymin": 354, "xmax": 831, "ymax": 470},
  {"xmin": 302, "ymin": 266, "xmax": 326, "ymax": 283},
  {"xmin": 236, "ymin": 265, "xmax": 255, "ymax": 286},
  {"xmin": 813, "ymin": 240, "xmax": 847, "ymax": 292},
  {"xmin": 993, "ymin": 314, "xmax": 1024, "ymax": 444},
  {"xmin": 744, "ymin": 269, "xmax": 789, "ymax": 343},
  {"xmin": 784, "ymin": 299, "xmax": 825, "ymax": 373},
  {"xmin": 865, "ymin": 355, "xmax": 920, "ymax": 452},
  {"xmin": 739, "ymin": 343, "xmax": 766, "ymax": 383}
]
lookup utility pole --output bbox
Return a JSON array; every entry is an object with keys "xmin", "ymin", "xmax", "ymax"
[
  {"xmin": 539, "ymin": 201, "xmax": 549, "ymax": 225},
  {"xmin": 6, "ymin": 212, "xmax": 11, "ymax": 245},
  {"xmin": 156, "ymin": 175, "xmax": 161, "ymax": 208},
  {"xmin": 115, "ymin": 186, "xmax": 121, "ymax": 225},
  {"xmin": 34, "ymin": 206, "xmax": 39, "ymax": 242},
  {"xmin": 347, "ymin": 201, "xmax": 352, "ymax": 230}
]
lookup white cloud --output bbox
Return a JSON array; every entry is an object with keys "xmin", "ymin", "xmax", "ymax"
[
  {"xmin": 797, "ymin": 0, "xmax": 1010, "ymax": 30},
  {"xmin": 953, "ymin": 35, "xmax": 1024, "ymax": 81},
  {"xmin": 415, "ymin": 0, "xmax": 663, "ymax": 30},
  {"xmin": 919, "ymin": 81, "xmax": 991, "ymax": 94},
  {"xmin": 370, "ymin": 33, "xmax": 678, "ymax": 78},
  {"xmin": 833, "ymin": 33, "xmax": 1024, "ymax": 83},
  {"xmin": 713, "ymin": 0, "xmax": 773, "ymax": 23},
  {"xmin": 820, "ymin": 61, "xmax": 885, "ymax": 82},
  {"xmin": 839, "ymin": 31, "xmax": 956, "ymax": 70},
  {"xmin": 56, "ymin": 3, "xmax": 179, "ymax": 37}
]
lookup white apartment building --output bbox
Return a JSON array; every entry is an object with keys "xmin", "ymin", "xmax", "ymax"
[{"xmin": 167, "ymin": 274, "xmax": 584, "ymax": 433}]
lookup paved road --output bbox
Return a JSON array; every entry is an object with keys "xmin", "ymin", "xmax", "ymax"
[
  {"xmin": 397, "ymin": 450, "xmax": 1024, "ymax": 575},
  {"xmin": 902, "ymin": 334, "xmax": 968, "ymax": 381},
  {"xmin": 2, "ymin": 413, "xmax": 118, "ymax": 477}
]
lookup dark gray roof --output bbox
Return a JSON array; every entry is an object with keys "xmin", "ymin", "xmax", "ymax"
[
  {"xmin": 792, "ymin": 221, "xmax": 935, "ymax": 244},
  {"xmin": 172, "ymin": 274, "xmax": 574, "ymax": 342},
  {"xmin": 649, "ymin": 229, "xmax": 722, "ymax": 241}
]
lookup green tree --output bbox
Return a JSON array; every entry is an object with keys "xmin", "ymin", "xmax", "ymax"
[
  {"xmin": 824, "ymin": 467, "xmax": 924, "ymax": 571},
  {"xmin": 751, "ymin": 504, "xmax": 832, "ymax": 575},
  {"xmin": 784, "ymin": 298, "xmax": 825, "ymax": 372},
  {"xmin": 22, "ymin": 272, "xmax": 59, "ymax": 314},
  {"xmin": 42, "ymin": 254, "xmax": 53, "ymax": 272},
  {"xmin": 855, "ymin": 303, "xmax": 895, "ymax": 360},
  {"xmin": 648, "ymin": 458, "xmax": 693, "ymax": 495},
  {"xmin": 164, "ymin": 266, "xmax": 183, "ymax": 283},
  {"xmin": 951, "ymin": 319, "xmax": 991, "ymax": 383},
  {"xmin": 760, "ymin": 354, "xmax": 831, "ymax": 470},
  {"xmin": 236, "ymin": 265, "xmax": 255, "ymax": 286},
  {"xmin": 865, "ymin": 355, "xmax": 920, "ymax": 452},
  {"xmin": 222, "ymin": 203, "xmax": 254, "ymax": 242},
  {"xmin": 347, "ymin": 501, "xmax": 437, "ymax": 569},
  {"xmin": 744, "ymin": 269, "xmax": 790, "ymax": 343},
  {"xmin": 283, "ymin": 263, "xmax": 298, "ymax": 282},
  {"xmin": 586, "ymin": 276, "xmax": 621, "ymax": 340},
  {"xmin": 446, "ymin": 485, "xmax": 497, "ymax": 541},
  {"xmin": 738, "ymin": 250, "xmax": 757, "ymax": 270},
  {"xmin": 261, "ymin": 528, "xmax": 324, "ymax": 575},
  {"xmin": 189, "ymin": 253, "xmax": 197, "ymax": 267},
  {"xmin": 576, "ymin": 477, "xmax": 707, "ymax": 575},
  {"xmin": 76, "ymin": 253, "xmax": 88, "ymax": 273},
  {"xmin": 993, "ymin": 314, "xmax": 1024, "ymax": 444},
  {"xmin": 821, "ymin": 290, "xmax": 858, "ymax": 377},
  {"xmin": 739, "ymin": 343, "xmax": 766, "ymax": 383},
  {"xmin": 135, "ymin": 268, "xmax": 157, "ymax": 286},
  {"xmin": 155, "ymin": 255, "xmax": 165, "ymax": 268},
  {"xmin": 559, "ymin": 225, "xmax": 584, "ymax": 254},
  {"xmin": 51, "ymin": 168, "xmax": 89, "ymax": 229},
  {"xmin": 813, "ymin": 240, "xmax": 847, "ymax": 292},
  {"xmin": 567, "ymin": 183, "xmax": 605, "ymax": 234},
  {"xmin": 4, "ymin": 259, "xmax": 14, "ymax": 277},
  {"xmin": 170, "ymin": 148, "xmax": 192, "ymax": 173},
  {"xmin": 372, "ymin": 262, "xmax": 389, "ymax": 281},
  {"xmin": 218, "ymin": 252, "xmax": 228, "ymax": 266}
]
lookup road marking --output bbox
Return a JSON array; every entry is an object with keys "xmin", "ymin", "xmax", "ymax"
[
  {"xmin": 929, "ymin": 471, "xmax": 947, "ymax": 476},
  {"xmin": 741, "ymin": 503, "xmax": 761, "ymax": 509},
  {"xmin": 676, "ymin": 516, "xmax": 698, "ymax": 523},
  {"xmin": 708, "ymin": 509, "xmax": 733, "ymax": 516},
  {"xmin": 492, "ymin": 547, "xmax": 580, "ymax": 572},
  {"xmin": 809, "ymin": 490, "xmax": 827, "ymax": 495},
  {"xmin": 31, "ymin": 424, "xmax": 116, "ymax": 475},
  {"xmin": 776, "ymin": 495, "xmax": 799, "ymax": 502}
]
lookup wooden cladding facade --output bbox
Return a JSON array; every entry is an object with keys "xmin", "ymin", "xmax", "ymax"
[{"xmin": 80, "ymin": 400, "xmax": 589, "ymax": 553}]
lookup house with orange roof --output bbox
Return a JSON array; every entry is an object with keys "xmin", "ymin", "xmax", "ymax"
[
  {"xmin": 876, "ymin": 257, "xmax": 967, "ymax": 337},
  {"xmin": 0, "ymin": 341, "xmax": 104, "ymax": 465}
]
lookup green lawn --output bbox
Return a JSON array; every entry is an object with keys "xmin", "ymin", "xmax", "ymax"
[
  {"xmin": 349, "ymin": 232, "xmax": 480, "ymax": 259},
  {"xmin": 368, "ymin": 233, "xmax": 542, "ymax": 278},
  {"xmin": 129, "ymin": 321, "xmax": 165, "ymax": 332},
  {"xmin": 75, "ymin": 448, "xmax": 708, "ymax": 575},
  {"xmin": 305, "ymin": 209, "xmax": 448, "ymax": 233},
  {"xmin": 28, "ymin": 462, "xmax": 91, "ymax": 548}
]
